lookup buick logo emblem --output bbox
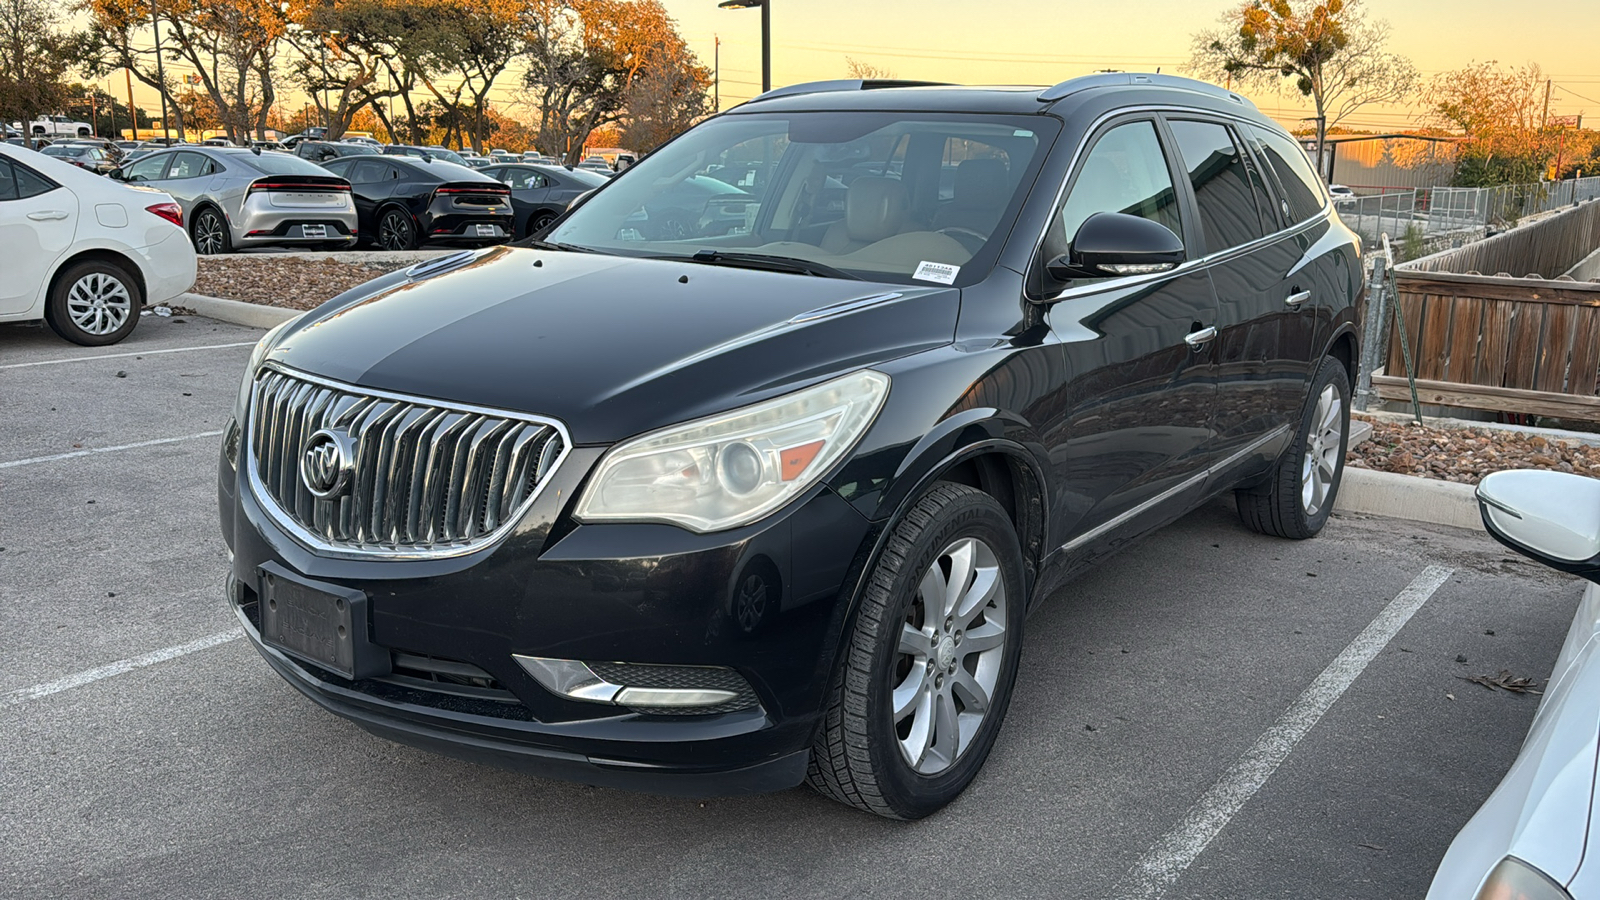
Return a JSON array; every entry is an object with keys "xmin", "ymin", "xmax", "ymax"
[{"xmin": 300, "ymin": 428, "xmax": 355, "ymax": 499}]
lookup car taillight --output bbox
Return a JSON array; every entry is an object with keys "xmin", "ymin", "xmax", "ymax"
[
  {"xmin": 146, "ymin": 202, "xmax": 184, "ymax": 227},
  {"xmin": 247, "ymin": 178, "xmax": 353, "ymax": 195}
]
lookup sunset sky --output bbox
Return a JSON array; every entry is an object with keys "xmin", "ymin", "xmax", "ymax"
[
  {"xmin": 94, "ymin": 0, "xmax": 1600, "ymax": 135},
  {"xmin": 673, "ymin": 0, "xmax": 1600, "ymax": 130}
]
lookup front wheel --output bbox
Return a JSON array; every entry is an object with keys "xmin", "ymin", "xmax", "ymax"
[
  {"xmin": 807, "ymin": 482, "xmax": 1025, "ymax": 819},
  {"xmin": 1236, "ymin": 357, "xmax": 1351, "ymax": 539}
]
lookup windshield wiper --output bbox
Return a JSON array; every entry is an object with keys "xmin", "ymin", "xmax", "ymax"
[
  {"xmin": 660, "ymin": 249, "xmax": 861, "ymax": 280},
  {"xmin": 517, "ymin": 237, "xmax": 598, "ymax": 253}
]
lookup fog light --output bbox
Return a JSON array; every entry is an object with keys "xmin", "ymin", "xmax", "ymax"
[{"xmin": 514, "ymin": 656, "xmax": 755, "ymax": 712}]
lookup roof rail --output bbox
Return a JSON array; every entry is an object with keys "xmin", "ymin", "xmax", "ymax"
[
  {"xmin": 748, "ymin": 79, "xmax": 954, "ymax": 103},
  {"xmin": 1038, "ymin": 72, "xmax": 1253, "ymax": 107}
]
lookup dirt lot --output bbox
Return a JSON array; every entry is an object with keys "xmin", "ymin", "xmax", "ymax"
[{"xmin": 192, "ymin": 257, "xmax": 409, "ymax": 309}]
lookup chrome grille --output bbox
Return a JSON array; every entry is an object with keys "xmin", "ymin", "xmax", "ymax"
[{"xmin": 247, "ymin": 365, "xmax": 567, "ymax": 558}]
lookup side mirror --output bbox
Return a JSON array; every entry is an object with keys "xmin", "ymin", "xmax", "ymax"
[
  {"xmin": 108, "ymin": 167, "xmax": 125, "ymax": 181},
  {"xmin": 1478, "ymin": 470, "xmax": 1600, "ymax": 583},
  {"xmin": 1047, "ymin": 211, "xmax": 1185, "ymax": 281}
]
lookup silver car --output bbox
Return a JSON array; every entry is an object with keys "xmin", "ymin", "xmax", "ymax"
[{"xmin": 115, "ymin": 147, "xmax": 357, "ymax": 254}]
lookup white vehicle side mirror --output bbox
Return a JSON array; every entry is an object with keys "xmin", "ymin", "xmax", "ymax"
[{"xmin": 1478, "ymin": 469, "xmax": 1600, "ymax": 582}]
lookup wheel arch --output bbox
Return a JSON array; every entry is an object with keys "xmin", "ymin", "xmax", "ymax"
[
  {"xmin": 1321, "ymin": 322, "xmax": 1360, "ymax": 387},
  {"xmin": 46, "ymin": 247, "xmax": 147, "ymax": 310}
]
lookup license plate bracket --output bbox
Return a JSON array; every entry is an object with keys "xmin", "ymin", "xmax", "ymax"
[
  {"xmin": 259, "ymin": 563, "xmax": 389, "ymax": 679},
  {"xmin": 300, "ymin": 224, "xmax": 328, "ymax": 239},
  {"xmin": 475, "ymin": 223, "xmax": 497, "ymax": 237}
]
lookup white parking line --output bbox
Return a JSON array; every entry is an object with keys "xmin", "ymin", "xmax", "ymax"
[
  {"xmin": 0, "ymin": 341, "xmax": 256, "ymax": 371},
  {"xmin": 0, "ymin": 629, "xmax": 242, "ymax": 710},
  {"xmin": 1111, "ymin": 564, "xmax": 1456, "ymax": 900},
  {"xmin": 0, "ymin": 430, "xmax": 224, "ymax": 469}
]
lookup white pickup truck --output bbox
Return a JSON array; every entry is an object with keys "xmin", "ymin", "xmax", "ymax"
[{"xmin": 26, "ymin": 115, "xmax": 94, "ymax": 138}]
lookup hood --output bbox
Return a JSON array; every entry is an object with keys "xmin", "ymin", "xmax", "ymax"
[{"xmin": 265, "ymin": 246, "xmax": 958, "ymax": 444}]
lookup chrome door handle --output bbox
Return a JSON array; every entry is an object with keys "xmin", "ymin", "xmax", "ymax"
[
  {"xmin": 1184, "ymin": 326, "xmax": 1218, "ymax": 350},
  {"xmin": 27, "ymin": 210, "xmax": 69, "ymax": 221},
  {"xmin": 1285, "ymin": 290, "xmax": 1312, "ymax": 309}
]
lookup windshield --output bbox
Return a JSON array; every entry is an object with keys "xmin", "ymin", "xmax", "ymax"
[
  {"xmin": 547, "ymin": 111, "xmax": 1056, "ymax": 286},
  {"xmin": 43, "ymin": 146, "xmax": 87, "ymax": 157}
]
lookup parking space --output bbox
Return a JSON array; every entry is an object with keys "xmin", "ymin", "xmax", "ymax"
[{"xmin": 0, "ymin": 315, "xmax": 1584, "ymax": 899}]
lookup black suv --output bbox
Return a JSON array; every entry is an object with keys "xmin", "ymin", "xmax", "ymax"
[{"xmin": 219, "ymin": 74, "xmax": 1360, "ymax": 819}]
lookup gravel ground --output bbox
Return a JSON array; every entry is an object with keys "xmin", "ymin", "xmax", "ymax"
[
  {"xmin": 1349, "ymin": 415, "xmax": 1600, "ymax": 483},
  {"xmin": 193, "ymin": 257, "xmax": 408, "ymax": 309}
]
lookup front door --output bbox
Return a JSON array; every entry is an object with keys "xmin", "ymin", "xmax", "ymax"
[{"xmin": 1039, "ymin": 118, "xmax": 1220, "ymax": 542}]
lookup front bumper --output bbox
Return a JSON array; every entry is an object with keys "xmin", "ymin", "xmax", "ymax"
[{"xmin": 219, "ymin": 441, "xmax": 877, "ymax": 796}]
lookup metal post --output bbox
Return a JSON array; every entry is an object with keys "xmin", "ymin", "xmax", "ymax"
[
  {"xmin": 1355, "ymin": 253, "xmax": 1388, "ymax": 412},
  {"xmin": 152, "ymin": 0, "xmax": 170, "ymax": 141},
  {"xmin": 760, "ymin": 0, "xmax": 770, "ymax": 93}
]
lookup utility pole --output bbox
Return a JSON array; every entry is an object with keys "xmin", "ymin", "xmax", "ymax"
[
  {"xmin": 125, "ymin": 68, "xmax": 137, "ymax": 140},
  {"xmin": 714, "ymin": 35, "xmax": 719, "ymax": 111},
  {"xmin": 151, "ymin": 0, "xmax": 171, "ymax": 141}
]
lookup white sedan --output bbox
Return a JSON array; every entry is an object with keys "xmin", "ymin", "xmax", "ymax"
[
  {"xmin": 0, "ymin": 143, "xmax": 196, "ymax": 345},
  {"xmin": 1427, "ymin": 469, "xmax": 1600, "ymax": 900}
]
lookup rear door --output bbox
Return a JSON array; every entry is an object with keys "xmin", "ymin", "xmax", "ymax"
[
  {"xmin": 0, "ymin": 156, "xmax": 75, "ymax": 315},
  {"xmin": 1164, "ymin": 117, "xmax": 1307, "ymax": 463},
  {"xmin": 1040, "ymin": 117, "xmax": 1221, "ymax": 540}
]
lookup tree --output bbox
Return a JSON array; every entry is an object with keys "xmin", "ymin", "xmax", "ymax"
[
  {"xmin": 844, "ymin": 57, "xmax": 893, "ymax": 80},
  {"xmin": 0, "ymin": 0, "xmax": 76, "ymax": 148},
  {"xmin": 1426, "ymin": 61, "xmax": 1552, "ymax": 185},
  {"xmin": 523, "ymin": 0, "xmax": 709, "ymax": 162},
  {"xmin": 1188, "ymin": 0, "xmax": 1418, "ymax": 168}
]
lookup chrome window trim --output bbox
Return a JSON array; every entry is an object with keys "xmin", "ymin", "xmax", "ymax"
[
  {"xmin": 1058, "ymin": 424, "xmax": 1292, "ymax": 555},
  {"xmin": 243, "ymin": 362, "xmax": 573, "ymax": 561},
  {"xmin": 1032, "ymin": 104, "xmax": 1331, "ymax": 304}
]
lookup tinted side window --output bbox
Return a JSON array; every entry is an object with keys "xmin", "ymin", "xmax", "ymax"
[
  {"xmin": 1051, "ymin": 120, "xmax": 1184, "ymax": 259},
  {"xmin": 1168, "ymin": 119, "xmax": 1269, "ymax": 253},
  {"xmin": 0, "ymin": 160, "xmax": 17, "ymax": 200},
  {"xmin": 1250, "ymin": 126, "xmax": 1327, "ymax": 223},
  {"xmin": 349, "ymin": 160, "xmax": 387, "ymax": 184},
  {"xmin": 14, "ymin": 161, "xmax": 56, "ymax": 198}
]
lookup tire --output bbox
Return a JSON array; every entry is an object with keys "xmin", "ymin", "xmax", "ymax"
[
  {"xmin": 191, "ymin": 207, "xmax": 231, "ymax": 255},
  {"xmin": 807, "ymin": 482, "xmax": 1026, "ymax": 819},
  {"xmin": 45, "ymin": 259, "xmax": 142, "ymax": 346},
  {"xmin": 527, "ymin": 211, "xmax": 556, "ymax": 238},
  {"xmin": 377, "ymin": 208, "xmax": 417, "ymax": 251},
  {"xmin": 1236, "ymin": 357, "xmax": 1351, "ymax": 539}
]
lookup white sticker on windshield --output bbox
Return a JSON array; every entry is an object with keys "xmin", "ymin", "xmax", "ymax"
[
  {"xmin": 1013, "ymin": 129, "xmax": 1034, "ymax": 138},
  {"xmin": 913, "ymin": 261, "xmax": 960, "ymax": 284}
]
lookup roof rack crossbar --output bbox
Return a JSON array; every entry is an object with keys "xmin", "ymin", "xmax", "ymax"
[
  {"xmin": 748, "ymin": 79, "xmax": 954, "ymax": 103},
  {"xmin": 1038, "ymin": 72, "xmax": 1253, "ymax": 107}
]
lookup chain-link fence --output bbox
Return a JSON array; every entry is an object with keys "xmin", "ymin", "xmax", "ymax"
[{"xmin": 1336, "ymin": 176, "xmax": 1600, "ymax": 261}]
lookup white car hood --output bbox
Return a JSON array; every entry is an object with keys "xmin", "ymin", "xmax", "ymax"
[{"xmin": 1428, "ymin": 582, "xmax": 1600, "ymax": 898}]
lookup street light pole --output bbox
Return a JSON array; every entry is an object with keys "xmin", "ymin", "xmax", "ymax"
[{"xmin": 717, "ymin": 0, "xmax": 770, "ymax": 94}]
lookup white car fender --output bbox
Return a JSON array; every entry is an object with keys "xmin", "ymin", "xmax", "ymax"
[{"xmin": 1426, "ymin": 581, "xmax": 1600, "ymax": 898}]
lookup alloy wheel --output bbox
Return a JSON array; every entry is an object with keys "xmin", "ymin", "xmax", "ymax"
[
  {"xmin": 891, "ymin": 536, "xmax": 1008, "ymax": 776},
  {"xmin": 194, "ymin": 211, "xmax": 226, "ymax": 255},
  {"xmin": 1300, "ymin": 384, "xmax": 1343, "ymax": 516},
  {"xmin": 380, "ymin": 212, "xmax": 413, "ymax": 250},
  {"xmin": 65, "ymin": 271, "xmax": 132, "ymax": 336}
]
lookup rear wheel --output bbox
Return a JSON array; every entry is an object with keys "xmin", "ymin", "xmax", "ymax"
[
  {"xmin": 378, "ymin": 208, "xmax": 417, "ymax": 250},
  {"xmin": 1236, "ymin": 357, "xmax": 1351, "ymax": 539},
  {"xmin": 191, "ymin": 208, "xmax": 231, "ymax": 255},
  {"xmin": 807, "ymin": 482, "xmax": 1025, "ymax": 819},
  {"xmin": 527, "ymin": 211, "xmax": 556, "ymax": 238},
  {"xmin": 46, "ymin": 260, "xmax": 141, "ymax": 346}
]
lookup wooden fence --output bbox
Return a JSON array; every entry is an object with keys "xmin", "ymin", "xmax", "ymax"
[{"xmin": 1374, "ymin": 201, "xmax": 1600, "ymax": 422}]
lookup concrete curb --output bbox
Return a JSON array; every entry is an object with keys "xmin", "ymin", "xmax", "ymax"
[
  {"xmin": 1333, "ymin": 467, "xmax": 1481, "ymax": 530},
  {"xmin": 170, "ymin": 295, "xmax": 1486, "ymax": 532},
  {"xmin": 176, "ymin": 293, "xmax": 300, "ymax": 329}
]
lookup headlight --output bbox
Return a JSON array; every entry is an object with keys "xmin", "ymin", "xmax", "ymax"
[
  {"xmin": 1474, "ymin": 857, "xmax": 1573, "ymax": 900},
  {"xmin": 574, "ymin": 369, "xmax": 889, "ymax": 532}
]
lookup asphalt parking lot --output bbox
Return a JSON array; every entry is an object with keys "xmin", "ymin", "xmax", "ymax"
[{"xmin": 0, "ymin": 314, "xmax": 1585, "ymax": 900}]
